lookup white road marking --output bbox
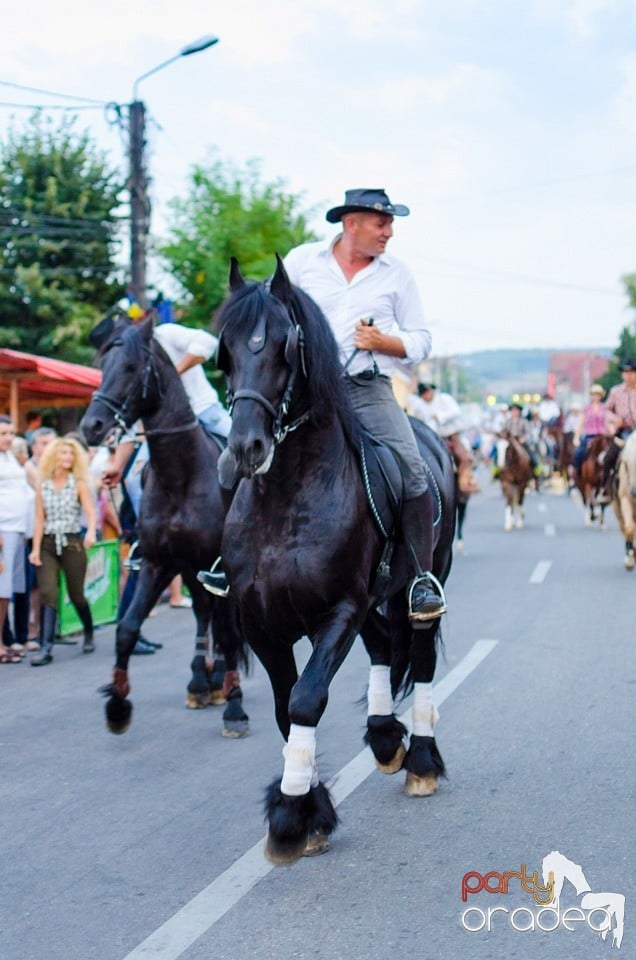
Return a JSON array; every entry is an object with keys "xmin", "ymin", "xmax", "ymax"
[
  {"xmin": 121, "ymin": 640, "xmax": 498, "ymax": 960},
  {"xmin": 530, "ymin": 560, "xmax": 552, "ymax": 583},
  {"xmin": 544, "ymin": 523, "xmax": 556, "ymax": 536},
  {"xmin": 537, "ymin": 503, "xmax": 547, "ymax": 513}
]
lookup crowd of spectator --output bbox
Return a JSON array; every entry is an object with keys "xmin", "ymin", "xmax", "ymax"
[{"xmin": 0, "ymin": 411, "xmax": 187, "ymax": 667}]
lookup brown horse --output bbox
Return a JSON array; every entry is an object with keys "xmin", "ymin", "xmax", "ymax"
[
  {"xmin": 574, "ymin": 435, "xmax": 611, "ymax": 528},
  {"xmin": 497, "ymin": 434, "xmax": 533, "ymax": 531}
]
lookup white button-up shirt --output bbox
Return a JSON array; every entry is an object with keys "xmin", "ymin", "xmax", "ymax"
[
  {"xmin": 408, "ymin": 391, "xmax": 464, "ymax": 437},
  {"xmin": 153, "ymin": 322, "xmax": 220, "ymax": 416},
  {"xmin": 284, "ymin": 237, "xmax": 432, "ymax": 377}
]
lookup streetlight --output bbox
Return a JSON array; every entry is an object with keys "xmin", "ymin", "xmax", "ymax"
[{"xmin": 129, "ymin": 35, "xmax": 219, "ymax": 308}]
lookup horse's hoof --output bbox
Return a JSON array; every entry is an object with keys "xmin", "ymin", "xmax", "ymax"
[
  {"xmin": 303, "ymin": 832, "xmax": 330, "ymax": 857},
  {"xmin": 455, "ymin": 539, "xmax": 464, "ymax": 554},
  {"xmin": 404, "ymin": 771, "xmax": 438, "ymax": 797},
  {"xmin": 375, "ymin": 742, "xmax": 406, "ymax": 774},
  {"xmin": 504, "ymin": 524, "xmax": 513, "ymax": 532},
  {"xmin": 209, "ymin": 689, "xmax": 227, "ymax": 706},
  {"xmin": 264, "ymin": 831, "xmax": 307, "ymax": 866},
  {"xmin": 625, "ymin": 558, "xmax": 635, "ymax": 571},
  {"xmin": 106, "ymin": 718, "xmax": 131, "ymax": 735},
  {"xmin": 222, "ymin": 719, "xmax": 250, "ymax": 738},
  {"xmin": 185, "ymin": 691, "xmax": 211, "ymax": 709}
]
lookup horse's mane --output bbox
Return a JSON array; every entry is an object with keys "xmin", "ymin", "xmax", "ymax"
[{"xmin": 217, "ymin": 281, "xmax": 361, "ymax": 448}]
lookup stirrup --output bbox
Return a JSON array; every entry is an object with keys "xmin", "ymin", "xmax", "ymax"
[
  {"xmin": 123, "ymin": 541, "xmax": 141, "ymax": 572},
  {"xmin": 196, "ymin": 556, "xmax": 230, "ymax": 597},
  {"xmin": 407, "ymin": 571, "xmax": 447, "ymax": 624}
]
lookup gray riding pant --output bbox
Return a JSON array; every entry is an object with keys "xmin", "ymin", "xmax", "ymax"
[{"xmin": 345, "ymin": 374, "xmax": 428, "ymax": 499}]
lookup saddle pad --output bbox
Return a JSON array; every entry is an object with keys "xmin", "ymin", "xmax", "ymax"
[{"xmin": 358, "ymin": 431, "xmax": 403, "ymax": 539}]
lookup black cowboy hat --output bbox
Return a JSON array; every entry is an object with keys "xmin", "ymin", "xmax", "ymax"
[
  {"xmin": 509, "ymin": 402, "xmax": 523, "ymax": 411},
  {"xmin": 325, "ymin": 188, "xmax": 410, "ymax": 224},
  {"xmin": 418, "ymin": 381, "xmax": 436, "ymax": 393},
  {"xmin": 619, "ymin": 356, "xmax": 636, "ymax": 371}
]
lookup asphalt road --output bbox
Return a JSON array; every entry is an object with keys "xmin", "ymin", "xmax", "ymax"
[{"xmin": 1, "ymin": 471, "xmax": 633, "ymax": 960}]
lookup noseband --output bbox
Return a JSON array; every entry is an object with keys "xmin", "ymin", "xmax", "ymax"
[
  {"xmin": 225, "ymin": 297, "xmax": 310, "ymax": 445},
  {"xmin": 92, "ymin": 337, "xmax": 197, "ymax": 438}
]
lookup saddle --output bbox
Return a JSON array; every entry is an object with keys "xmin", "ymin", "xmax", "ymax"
[
  {"xmin": 357, "ymin": 430, "xmax": 403, "ymax": 540},
  {"xmin": 199, "ymin": 422, "xmax": 228, "ymax": 453}
]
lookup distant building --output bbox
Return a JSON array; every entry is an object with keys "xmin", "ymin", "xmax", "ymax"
[{"xmin": 548, "ymin": 351, "xmax": 609, "ymax": 403}]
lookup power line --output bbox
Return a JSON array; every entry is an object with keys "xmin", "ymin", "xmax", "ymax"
[
  {"xmin": 0, "ymin": 100, "xmax": 105, "ymax": 112},
  {"xmin": 414, "ymin": 253, "xmax": 621, "ymax": 296},
  {"xmin": 0, "ymin": 79, "xmax": 106, "ymax": 105}
]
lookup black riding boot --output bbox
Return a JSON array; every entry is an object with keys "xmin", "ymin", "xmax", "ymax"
[
  {"xmin": 31, "ymin": 605, "xmax": 57, "ymax": 666},
  {"xmin": 402, "ymin": 493, "xmax": 446, "ymax": 623},
  {"xmin": 77, "ymin": 602, "xmax": 95, "ymax": 654},
  {"xmin": 197, "ymin": 557, "xmax": 230, "ymax": 597}
]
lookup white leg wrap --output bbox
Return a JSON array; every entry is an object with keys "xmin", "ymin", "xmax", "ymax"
[
  {"xmin": 280, "ymin": 724, "xmax": 318, "ymax": 796},
  {"xmin": 367, "ymin": 665, "xmax": 393, "ymax": 716},
  {"xmin": 412, "ymin": 683, "xmax": 439, "ymax": 737}
]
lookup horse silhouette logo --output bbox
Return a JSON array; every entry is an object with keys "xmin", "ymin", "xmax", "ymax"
[{"xmin": 542, "ymin": 850, "xmax": 625, "ymax": 949}]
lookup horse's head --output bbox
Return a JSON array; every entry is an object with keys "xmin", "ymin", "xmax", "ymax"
[
  {"xmin": 216, "ymin": 255, "xmax": 307, "ymax": 483},
  {"xmin": 80, "ymin": 316, "xmax": 159, "ymax": 446}
]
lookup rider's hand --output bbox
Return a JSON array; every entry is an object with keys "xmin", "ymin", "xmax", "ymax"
[
  {"xmin": 83, "ymin": 532, "xmax": 96, "ymax": 551},
  {"xmin": 101, "ymin": 466, "xmax": 123, "ymax": 489},
  {"xmin": 29, "ymin": 551, "xmax": 42, "ymax": 567}
]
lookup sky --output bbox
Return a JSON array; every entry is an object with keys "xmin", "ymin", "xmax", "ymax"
[{"xmin": 1, "ymin": 0, "xmax": 636, "ymax": 357}]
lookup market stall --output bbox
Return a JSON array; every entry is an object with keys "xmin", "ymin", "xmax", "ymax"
[{"xmin": 0, "ymin": 348, "xmax": 101, "ymax": 430}]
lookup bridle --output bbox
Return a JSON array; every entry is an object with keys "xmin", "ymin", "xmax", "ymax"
[
  {"xmin": 92, "ymin": 336, "xmax": 198, "ymax": 438},
  {"xmin": 223, "ymin": 294, "xmax": 310, "ymax": 446}
]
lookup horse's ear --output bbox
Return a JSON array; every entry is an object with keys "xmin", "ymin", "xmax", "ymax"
[
  {"xmin": 229, "ymin": 257, "xmax": 246, "ymax": 292},
  {"xmin": 137, "ymin": 315, "xmax": 154, "ymax": 342},
  {"xmin": 269, "ymin": 253, "xmax": 292, "ymax": 305}
]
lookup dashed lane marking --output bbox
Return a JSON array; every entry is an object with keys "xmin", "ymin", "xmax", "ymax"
[
  {"xmin": 121, "ymin": 639, "xmax": 499, "ymax": 960},
  {"xmin": 530, "ymin": 560, "xmax": 552, "ymax": 583}
]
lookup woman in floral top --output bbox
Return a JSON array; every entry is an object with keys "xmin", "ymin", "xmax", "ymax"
[{"xmin": 29, "ymin": 437, "xmax": 96, "ymax": 666}]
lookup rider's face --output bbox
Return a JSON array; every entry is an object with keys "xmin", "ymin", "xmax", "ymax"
[
  {"xmin": 346, "ymin": 212, "xmax": 394, "ymax": 257},
  {"xmin": 621, "ymin": 370, "xmax": 636, "ymax": 388}
]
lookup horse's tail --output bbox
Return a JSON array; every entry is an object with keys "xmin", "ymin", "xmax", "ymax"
[{"xmin": 390, "ymin": 617, "xmax": 445, "ymax": 702}]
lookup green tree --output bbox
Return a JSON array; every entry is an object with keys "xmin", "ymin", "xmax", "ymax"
[
  {"xmin": 0, "ymin": 113, "xmax": 125, "ymax": 363},
  {"xmin": 599, "ymin": 272, "xmax": 636, "ymax": 391},
  {"xmin": 158, "ymin": 156, "xmax": 319, "ymax": 329}
]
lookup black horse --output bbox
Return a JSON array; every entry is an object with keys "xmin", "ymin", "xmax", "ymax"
[
  {"xmin": 213, "ymin": 256, "xmax": 456, "ymax": 864},
  {"xmin": 80, "ymin": 317, "xmax": 249, "ymax": 737}
]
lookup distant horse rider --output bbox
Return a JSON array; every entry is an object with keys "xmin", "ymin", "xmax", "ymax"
[
  {"xmin": 409, "ymin": 382, "xmax": 479, "ymax": 493},
  {"xmin": 497, "ymin": 402, "xmax": 541, "ymax": 483},
  {"xmin": 600, "ymin": 357, "xmax": 636, "ymax": 500},
  {"xmin": 572, "ymin": 383, "xmax": 615, "ymax": 477}
]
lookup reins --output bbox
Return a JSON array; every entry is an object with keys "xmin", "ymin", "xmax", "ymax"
[{"xmin": 92, "ymin": 337, "xmax": 198, "ymax": 439}]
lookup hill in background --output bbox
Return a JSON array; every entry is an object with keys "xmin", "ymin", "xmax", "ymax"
[{"xmin": 455, "ymin": 346, "xmax": 613, "ymax": 400}]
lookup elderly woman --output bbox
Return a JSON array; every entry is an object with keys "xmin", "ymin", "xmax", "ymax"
[
  {"xmin": 0, "ymin": 416, "xmax": 32, "ymax": 664},
  {"xmin": 29, "ymin": 436, "xmax": 97, "ymax": 666}
]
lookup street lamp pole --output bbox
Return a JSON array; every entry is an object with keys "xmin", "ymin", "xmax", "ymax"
[{"xmin": 128, "ymin": 35, "xmax": 219, "ymax": 309}]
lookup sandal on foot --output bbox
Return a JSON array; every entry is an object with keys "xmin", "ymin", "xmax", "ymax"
[{"xmin": 0, "ymin": 650, "xmax": 23, "ymax": 664}]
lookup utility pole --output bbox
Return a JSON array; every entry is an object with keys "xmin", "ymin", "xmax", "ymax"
[
  {"xmin": 127, "ymin": 35, "xmax": 219, "ymax": 310},
  {"xmin": 129, "ymin": 100, "xmax": 150, "ymax": 309}
]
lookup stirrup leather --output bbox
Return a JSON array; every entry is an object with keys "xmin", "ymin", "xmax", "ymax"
[
  {"xmin": 407, "ymin": 571, "xmax": 447, "ymax": 622},
  {"xmin": 197, "ymin": 556, "xmax": 230, "ymax": 597}
]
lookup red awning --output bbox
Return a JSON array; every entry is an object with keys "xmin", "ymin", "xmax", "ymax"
[{"xmin": 0, "ymin": 348, "xmax": 101, "ymax": 424}]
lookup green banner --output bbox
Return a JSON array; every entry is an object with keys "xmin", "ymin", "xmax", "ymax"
[{"xmin": 58, "ymin": 539, "xmax": 120, "ymax": 636}]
